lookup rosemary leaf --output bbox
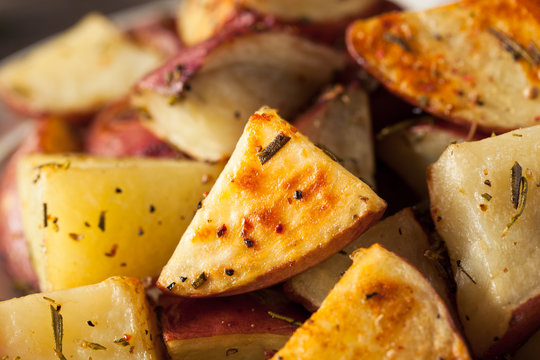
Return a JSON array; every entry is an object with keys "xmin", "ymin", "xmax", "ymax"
[
  {"xmin": 50, "ymin": 304, "xmax": 66, "ymax": 360},
  {"xmin": 511, "ymin": 162, "xmax": 522, "ymax": 209},
  {"xmin": 503, "ymin": 176, "xmax": 528, "ymax": 238},
  {"xmin": 267, "ymin": 311, "xmax": 303, "ymax": 327},
  {"xmin": 257, "ymin": 132, "xmax": 291, "ymax": 165}
]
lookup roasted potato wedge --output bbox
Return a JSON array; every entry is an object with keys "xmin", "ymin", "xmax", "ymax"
[
  {"xmin": 347, "ymin": 0, "xmax": 540, "ymax": 133},
  {"xmin": 160, "ymin": 289, "xmax": 308, "ymax": 360},
  {"xmin": 285, "ymin": 207, "xmax": 452, "ymax": 312},
  {"xmin": 377, "ymin": 117, "xmax": 475, "ymax": 197},
  {"xmin": 177, "ymin": 0, "xmax": 382, "ymax": 46},
  {"xmin": 428, "ymin": 125, "xmax": 540, "ymax": 356},
  {"xmin": 0, "ymin": 276, "xmax": 165, "ymax": 359},
  {"xmin": 0, "ymin": 118, "xmax": 80, "ymax": 291},
  {"xmin": 0, "ymin": 13, "xmax": 163, "ymax": 118},
  {"xmin": 273, "ymin": 244, "xmax": 471, "ymax": 360},
  {"xmin": 294, "ymin": 84, "xmax": 375, "ymax": 186},
  {"xmin": 18, "ymin": 154, "xmax": 223, "ymax": 291},
  {"xmin": 133, "ymin": 31, "xmax": 345, "ymax": 161},
  {"xmin": 158, "ymin": 107, "xmax": 386, "ymax": 297}
]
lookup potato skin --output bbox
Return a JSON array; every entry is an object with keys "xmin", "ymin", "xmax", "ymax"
[
  {"xmin": 273, "ymin": 244, "xmax": 471, "ymax": 360},
  {"xmin": 158, "ymin": 107, "xmax": 386, "ymax": 297},
  {"xmin": 427, "ymin": 125, "xmax": 540, "ymax": 357},
  {"xmin": 85, "ymin": 99, "xmax": 183, "ymax": 158},
  {"xmin": 0, "ymin": 118, "xmax": 80, "ymax": 291}
]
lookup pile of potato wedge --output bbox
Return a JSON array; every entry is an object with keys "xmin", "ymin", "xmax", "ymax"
[{"xmin": 1, "ymin": 0, "xmax": 540, "ymax": 358}]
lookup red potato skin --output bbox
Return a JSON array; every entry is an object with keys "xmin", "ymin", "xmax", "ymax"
[
  {"xmin": 484, "ymin": 295, "xmax": 540, "ymax": 357},
  {"xmin": 127, "ymin": 15, "xmax": 184, "ymax": 58},
  {"xmin": 160, "ymin": 291, "xmax": 309, "ymax": 342},
  {"xmin": 0, "ymin": 150, "xmax": 38, "ymax": 290},
  {"xmin": 0, "ymin": 118, "xmax": 80, "ymax": 290},
  {"xmin": 426, "ymin": 166, "xmax": 540, "ymax": 358},
  {"xmin": 137, "ymin": 2, "xmax": 403, "ymax": 97},
  {"xmin": 84, "ymin": 99, "xmax": 183, "ymax": 158},
  {"xmin": 157, "ymin": 205, "xmax": 386, "ymax": 297}
]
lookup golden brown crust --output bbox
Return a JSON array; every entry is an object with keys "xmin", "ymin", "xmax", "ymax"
[
  {"xmin": 157, "ymin": 107, "xmax": 386, "ymax": 297},
  {"xmin": 347, "ymin": 0, "xmax": 540, "ymax": 133},
  {"xmin": 272, "ymin": 244, "xmax": 471, "ymax": 360}
]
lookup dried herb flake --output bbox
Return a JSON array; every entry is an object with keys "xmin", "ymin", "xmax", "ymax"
[
  {"xmin": 488, "ymin": 28, "xmax": 538, "ymax": 66},
  {"xmin": 257, "ymin": 132, "xmax": 291, "ymax": 165},
  {"xmin": 50, "ymin": 304, "xmax": 66, "ymax": 360},
  {"xmin": 267, "ymin": 311, "xmax": 303, "ymax": 326},
  {"xmin": 98, "ymin": 211, "xmax": 106, "ymax": 232},
  {"xmin": 383, "ymin": 32, "xmax": 412, "ymax": 52},
  {"xmin": 114, "ymin": 338, "xmax": 130, "ymax": 347},
  {"xmin": 191, "ymin": 272, "xmax": 207, "ymax": 289},
  {"xmin": 456, "ymin": 260, "xmax": 476, "ymax": 284},
  {"xmin": 503, "ymin": 175, "xmax": 528, "ymax": 238}
]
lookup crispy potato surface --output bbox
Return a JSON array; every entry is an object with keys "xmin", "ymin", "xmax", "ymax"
[{"xmin": 158, "ymin": 107, "xmax": 386, "ymax": 297}]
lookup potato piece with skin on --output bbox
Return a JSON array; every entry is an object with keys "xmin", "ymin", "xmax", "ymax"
[
  {"xmin": 347, "ymin": 0, "xmax": 540, "ymax": 133},
  {"xmin": 0, "ymin": 118, "xmax": 80, "ymax": 293},
  {"xmin": 157, "ymin": 107, "xmax": 386, "ymax": 297},
  {"xmin": 376, "ymin": 117, "xmax": 481, "ymax": 198},
  {"xmin": 18, "ymin": 154, "xmax": 223, "ymax": 291},
  {"xmin": 0, "ymin": 276, "xmax": 165, "ymax": 359},
  {"xmin": 132, "ymin": 31, "xmax": 345, "ymax": 162},
  {"xmin": 176, "ymin": 0, "xmax": 394, "ymax": 46},
  {"xmin": 428, "ymin": 125, "xmax": 540, "ymax": 357},
  {"xmin": 273, "ymin": 244, "xmax": 471, "ymax": 360},
  {"xmin": 284, "ymin": 207, "xmax": 453, "ymax": 313},
  {"xmin": 84, "ymin": 98, "xmax": 184, "ymax": 158},
  {"xmin": 293, "ymin": 83, "xmax": 375, "ymax": 187},
  {"xmin": 160, "ymin": 289, "xmax": 309, "ymax": 360},
  {"xmin": 0, "ymin": 13, "xmax": 163, "ymax": 118}
]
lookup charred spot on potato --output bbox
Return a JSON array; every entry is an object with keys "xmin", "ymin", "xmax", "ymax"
[
  {"xmin": 365, "ymin": 292, "xmax": 379, "ymax": 300},
  {"xmin": 68, "ymin": 233, "xmax": 84, "ymax": 241},
  {"xmin": 217, "ymin": 225, "xmax": 227, "ymax": 237}
]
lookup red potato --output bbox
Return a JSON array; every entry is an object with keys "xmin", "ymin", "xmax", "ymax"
[
  {"xmin": 273, "ymin": 244, "xmax": 471, "ymax": 360},
  {"xmin": 294, "ymin": 83, "xmax": 375, "ymax": 187},
  {"xmin": 0, "ymin": 13, "xmax": 164, "ymax": 120},
  {"xmin": 347, "ymin": 0, "xmax": 540, "ymax": 133},
  {"xmin": 157, "ymin": 107, "xmax": 386, "ymax": 297},
  {"xmin": 160, "ymin": 289, "xmax": 309, "ymax": 359},
  {"xmin": 133, "ymin": 30, "xmax": 345, "ymax": 161},
  {"xmin": 177, "ymin": 0, "xmax": 401, "ymax": 47},
  {"xmin": 0, "ymin": 118, "xmax": 80, "ymax": 291},
  {"xmin": 284, "ymin": 207, "xmax": 455, "ymax": 315},
  {"xmin": 85, "ymin": 99, "xmax": 183, "ymax": 158},
  {"xmin": 428, "ymin": 125, "xmax": 540, "ymax": 357},
  {"xmin": 127, "ymin": 15, "xmax": 183, "ymax": 58}
]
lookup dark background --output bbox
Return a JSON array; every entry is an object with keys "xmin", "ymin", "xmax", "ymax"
[{"xmin": 0, "ymin": 0, "xmax": 164, "ymax": 60}]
